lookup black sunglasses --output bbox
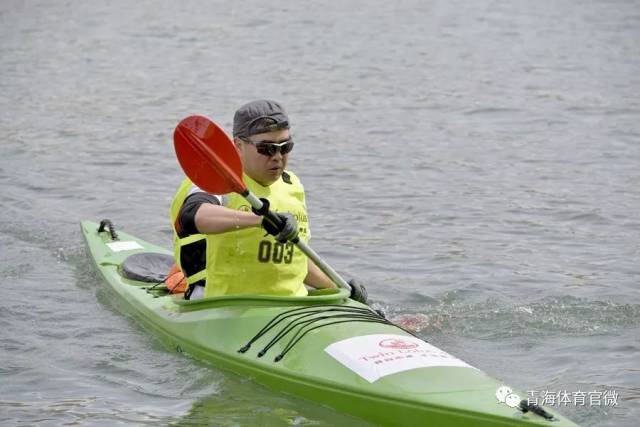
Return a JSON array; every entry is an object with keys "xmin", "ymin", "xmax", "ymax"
[{"xmin": 242, "ymin": 138, "xmax": 294, "ymax": 157}]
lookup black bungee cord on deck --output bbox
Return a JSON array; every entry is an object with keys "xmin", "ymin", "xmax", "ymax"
[
  {"xmin": 274, "ymin": 316, "xmax": 395, "ymax": 362},
  {"xmin": 239, "ymin": 304, "xmax": 419, "ymax": 362},
  {"xmin": 257, "ymin": 311, "xmax": 387, "ymax": 358},
  {"xmin": 238, "ymin": 305, "xmax": 376, "ymax": 353}
]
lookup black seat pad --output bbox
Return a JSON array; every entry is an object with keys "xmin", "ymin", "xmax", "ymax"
[{"xmin": 121, "ymin": 252, "xmax": 174, "ymax": 283}]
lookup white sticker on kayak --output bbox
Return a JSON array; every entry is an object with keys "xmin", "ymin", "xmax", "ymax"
[
  {"xmin": 106, "ymin": 241, "xmax": 143, "ymax": 252},
  {"xmin": 325, "ymin": 334, "xmax": 474, "ymax": 383}
]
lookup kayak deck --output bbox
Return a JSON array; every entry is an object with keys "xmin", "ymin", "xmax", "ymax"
[{"xmin": 81, "ymin": 220, "xmax": 579, "ymax": 426}]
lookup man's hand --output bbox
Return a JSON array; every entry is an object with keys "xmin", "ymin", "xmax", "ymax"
[
  {"xmin": 253, "ymin": 198, "xmax": 299, "ymax": 243},
  {"xmin": 348, "ymin": 278, "xmax": 368, "ymax": 304},
  {"xmin": 262, "ymin": 212, "xmax": 299, "ymax": 243}
]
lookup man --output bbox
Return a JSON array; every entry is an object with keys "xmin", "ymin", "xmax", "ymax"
[{"xmin": 170, "ymin": 100, "xmax": 367, "ymax": 302}]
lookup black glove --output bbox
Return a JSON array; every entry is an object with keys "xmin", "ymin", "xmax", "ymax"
[
  {"xmin": 348, "ymin": 278, "xmax": 368, "ymax": 304},
  {"xmin": 251, "ymin": 198, "xmax": 271, "ymax": 216},
  {"xmin": 253, "ymin": 198, "xmax": 299, "ymax": 243},
  {"xmin": 261, "ymin": 212, "xmax": 299, "ymax": 243}
]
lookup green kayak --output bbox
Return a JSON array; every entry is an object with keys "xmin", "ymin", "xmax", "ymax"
[{"xmin": 81, "ymin": 220, "xmax": 578, "ymax": 426}]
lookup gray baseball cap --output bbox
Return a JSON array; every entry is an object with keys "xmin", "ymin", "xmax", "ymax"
[{"xmin": 233, "ymin": 99, "xmax": 290, "ymax": 138}]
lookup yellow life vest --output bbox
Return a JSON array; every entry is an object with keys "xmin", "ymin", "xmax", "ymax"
[
  {"xmin": 169, "ymin": 172, "xmax": 310, "ymax": 298},
  {"xmin": 169, "ymin": 178, "xmax": 208, "ymax": 286}
]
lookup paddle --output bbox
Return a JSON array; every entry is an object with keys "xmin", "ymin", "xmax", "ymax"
[{"xmin": 173, "ymin": 115, "xmax": 352, "ymax": 291}]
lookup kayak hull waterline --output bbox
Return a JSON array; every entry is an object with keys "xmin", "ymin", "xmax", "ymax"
[{"xmin": 81, "ymin": 221, "xmax": 578, "ymax": 426}]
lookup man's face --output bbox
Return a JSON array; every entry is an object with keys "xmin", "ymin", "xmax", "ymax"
[{"xmin": 236, "ymin": 128, "xmax": 291, "ymax": 186}]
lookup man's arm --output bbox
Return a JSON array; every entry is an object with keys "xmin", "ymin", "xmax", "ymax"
[
  {"xmin": 183, "ymin": 191, "xmax": 295, "ymax": 240},
  {"xmin": 177, "ymin": 188, "xmax": 262, "ymax": 235},
  {"xmin": 194, "ymin": 204, "xmax": 261, "ymax": 234},
  {"xmin": 304, "ymin": 258, "xmax": 337, "ymax": 289},
  {"xmin": 305, "ymin": 258, "xmax": 370, "ymax": 304}
]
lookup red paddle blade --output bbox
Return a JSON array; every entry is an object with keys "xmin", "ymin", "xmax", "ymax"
[{"xmin": 173, "ymin": 115, "xmax": 246, "ymax": 195}]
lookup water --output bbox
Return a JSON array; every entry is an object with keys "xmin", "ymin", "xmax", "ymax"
[{"xmin": 1, "ymin": 0, "xmax": 639, "ymax": 425}]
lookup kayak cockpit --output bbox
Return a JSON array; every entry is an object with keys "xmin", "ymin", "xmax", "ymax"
[
  {"xmin": 114, "ymin": 250, "xmax": 352, "ymax": 309},
  {"xmin": 170, "ymin": 287, "xmax": 351, "ymax": 311}
]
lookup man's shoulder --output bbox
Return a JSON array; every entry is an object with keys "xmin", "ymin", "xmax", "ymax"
[
  {"xmin": 185, "ymin": 184, "xmax": 223, "ymax": 205},
  {"xmin": 282, "ymin": 170, "xmax": 303, "ymax": 186}
]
